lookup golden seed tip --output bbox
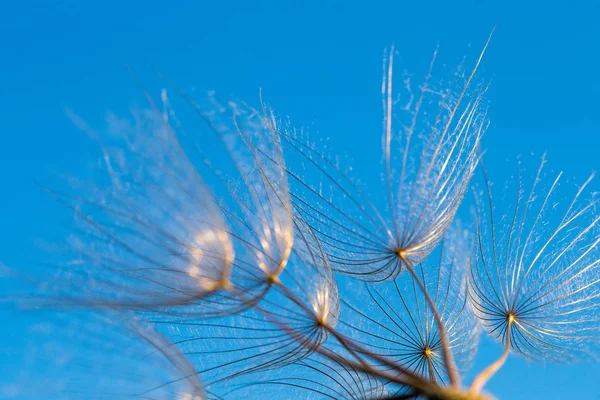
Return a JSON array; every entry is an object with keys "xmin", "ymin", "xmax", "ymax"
[
  {"xmin": 507, "ymin": 312, "xmax": 515, "ymax": 324},
  {"xmin": 220, "ymin": 278, "xmax": 232, "ymax": 291},
  {"xmin": 266, "ymin": 274, "xmax": 279, "ymax": 285},
  {"xmin": 422, "ymin": 347, "xmax": 434, "ymax": 359}
]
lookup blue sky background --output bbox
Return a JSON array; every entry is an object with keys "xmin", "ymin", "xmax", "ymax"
[{"xmin": 1, "ymin": 1, "xmax": 599, "ymax": 399}]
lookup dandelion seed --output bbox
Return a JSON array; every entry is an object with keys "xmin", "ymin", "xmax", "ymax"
[
  {"xmin": 342, "ymin": 233, "xmax": 479, "ymax": 385},
  {"xmin": 281, "ymin": 45, "xmax": 488, "ymax": 282},
  {"xmin": 468, "ymin": 158, "xmax": 600, "ymax": 393},
  {"xmin": 194, "ymin": 96, "xmax": 294, "ymax": 285},
  {"xmin": 49, "ymin": 105, "xmax": 236, "ymax": 312}
]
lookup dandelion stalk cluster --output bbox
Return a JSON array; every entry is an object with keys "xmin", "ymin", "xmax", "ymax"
[{"xmin": 5, "ymin": 35, "xmax": 600, "ymax": 400}]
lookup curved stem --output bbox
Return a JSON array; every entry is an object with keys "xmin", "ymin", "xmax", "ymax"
[
  {"xmin": 233, "ymin": 274, "xmax": 491, "ymax": 399},
  {"xmin": 272, "ymin": 280, "xmax": 443, "ymax": 393},
  {"xmin": 427, "ymin": 356, "xmax": 438, "ymax": 384},
  {"xmin": 469, "ymin": 319, "xmax": 512, "ymax": 394},
  {"xmin": 400, "ymin": 254, "xmax": 461, "ymax": 387}
]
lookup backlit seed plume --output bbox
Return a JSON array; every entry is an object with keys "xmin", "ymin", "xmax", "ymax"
[
  {"xmin": 286, "ymin": 214, "xmax": 341, "ymax": 330},
  {"xmin": 53, "ymin": 102, "xmax": 235, "ymax": 310},
  {"xmin": 4, "ymin": 310, "xmax": 207, "ymax": 400},
  {"xmin": 342, "ymin": 232, "xmax": 479, "ymax": 384},
  {"xmin": 282, "ymin": 44, "xmax": 488, "ymax": 281},
  {"xmin": 469, "ymin": 158, "xmax": 600, "ymax": 362},
  {"xmin": 200, "ymin": 97, "xmax": 294, "ymax": 284}
]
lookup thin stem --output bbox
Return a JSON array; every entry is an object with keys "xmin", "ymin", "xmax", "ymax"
[
  {"xmin": 400, "ymin": 254, "xmax": 461, "ymax": 387},
  {"xmin": 469, "ymin": 318, "xmax": 512, "ymax": 394},
  {"xmin": 427, "ymin": 356, "xmax": 438, "ymax": 384}
]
